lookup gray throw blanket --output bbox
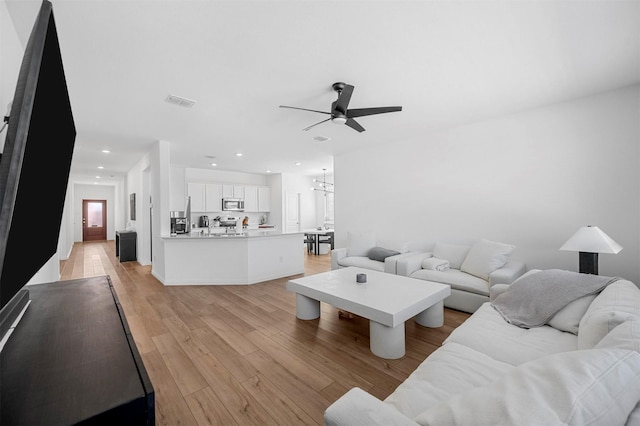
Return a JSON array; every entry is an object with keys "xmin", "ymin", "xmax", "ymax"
[{"xmin": 492, "ymin": 269, "xmax": 619, "ymax": 328}]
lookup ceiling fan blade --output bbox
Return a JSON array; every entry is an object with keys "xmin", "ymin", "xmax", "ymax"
[
  {"xmin": 345, "ymin": 118, "xmax": 365, "ymax": 133},
  {"xmin": 279, "ymin": 105, "xmax": 331, "ymax": 115},
  {"xmin": 333, "ymin": 84, "xmax": 354, "ymax": 114},
  {"xmin": 347, "ymin": 106, "xmax": 402, "ymax": 118},
  {"xmin": 302, "ymin": 118, "xmax": 331, "ymax": 131}
]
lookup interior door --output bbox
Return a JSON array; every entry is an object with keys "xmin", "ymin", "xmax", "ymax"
[
  {"xmin": 82, "ymin": 199, "xmax": 107, "ymax": 241},
  {"xmin": 285, "ymin": 193, "xmax": 300, "ymax": 233}
]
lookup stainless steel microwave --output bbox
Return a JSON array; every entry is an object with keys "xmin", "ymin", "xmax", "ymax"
[{"xmin": 222, "ymin": 198, "xmax": 245, "ymax": 211}]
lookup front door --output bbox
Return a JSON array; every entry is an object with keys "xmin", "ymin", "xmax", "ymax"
[{"xmin": 82, "ymin": 199, "xmax": 107, "ymax": 241}]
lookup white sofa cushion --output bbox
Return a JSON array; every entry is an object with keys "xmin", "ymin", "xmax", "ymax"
[
  {"xmin": 410, "ymin": 269, "xmax": 489, "ymax": 297},
  {"xmin": 347, "ymin": 231, "xmax": 376, "ymax": 256},
  {"xmin": 384, "ymin": 342, "xmax": 513, "ymax": 421},
  {"xmin": 432, "ymin": 242, "xmax": 469, "ymax": 270},
  {"xmin": 547, "ymin": 294, "xmax": 597, "ymax": 335},
  {"xmin": 445, "ymin": 303, "xmax": 577, "ymax": 365},
  {"xmin": 578, "ymin": 280, "xmax": 640, "ymax": 349},
  {"xmin": 337, "ymin": 256, "xmax": 385, "ymax": 272},
  {"xmin": 596, "ymin": 318, "xmax": 640, "ymax": 352},
  {"xmin": 460, "ymin": 239, "xmax": 515, "ymax": 280},
  {"xmin": 325, "ymin": 387, "xmax": 417, "ymax": 426},
  {"xmin": 415, "ymin": 349, "xmax": 640, "ymax": 426}
]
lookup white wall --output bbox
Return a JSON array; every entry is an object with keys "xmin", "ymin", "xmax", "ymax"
[
  {"xmin": 267, "ymin": 173, "xmax": 283, "ymax": 229},
  {"xmin": 335, "ymin": 86, "xmax": 640, "ymax": 282}
]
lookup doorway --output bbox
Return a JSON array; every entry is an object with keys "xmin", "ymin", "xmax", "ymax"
[{"xmin": 82, "ymin": 199, "xmax": 107, "ymax": 241}]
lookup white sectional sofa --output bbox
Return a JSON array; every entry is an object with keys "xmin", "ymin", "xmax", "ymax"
[
  {"xmin": 331, "ymin": 232, "xmax": 418, "ymax": 274},
  {"xmin": 397, "ymin": 240, "xmax": 526, "ymax": 313},
  {"xmin": 333, "ymin": 236, "xmax": 527, "ymax": 313},
  {"xmin": 325, "ymin": 270, "xmax": 640, "ymax": 425}
]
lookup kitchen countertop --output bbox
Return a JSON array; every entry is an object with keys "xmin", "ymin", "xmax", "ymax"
[{"xmin": 162, "ymin": 229, "xmax": 300, "ymax": 239}]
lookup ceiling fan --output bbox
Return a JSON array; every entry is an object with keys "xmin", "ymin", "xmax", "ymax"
[{"xmin": 279, "ymin": 82, "xmax": 402, "ymax": 133}]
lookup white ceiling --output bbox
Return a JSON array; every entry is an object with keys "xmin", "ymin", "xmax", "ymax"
[{"xmin": 5, "ymin": 0, "xmax": 640, "ymax": 184}]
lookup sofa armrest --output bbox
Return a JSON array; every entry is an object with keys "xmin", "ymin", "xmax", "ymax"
[
  {"xmin": 324, "ymin": 388, "xmax": 418, "ymax": 426},
  {"xmin": 490, "ymin": 284, "xmax": 510, "ymax": 301},
  {"xmin": 396, "ymin": 252, "xmax": 433, "ymax": 277},
  {"xmin": 331, "ymin": 248, "xmax": 347, "ymax": 270},
  {"xmin": 384, "ymin": 251, "xmax": 421, "ymax": 274},
  {"xmin": 488, "ymin": 260, "xmax": 526, "ymax": 287}
]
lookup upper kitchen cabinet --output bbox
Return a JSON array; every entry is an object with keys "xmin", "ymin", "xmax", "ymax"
[
  {"xmin": 188, "ymin": 183, "xmax": 223, "ymax": 212},
  {"xmin": 240, "ymin": 186, "xmax": 270, "ymax": 212},
  {"xmin": 244, "ymin": 186, "xmax": 259, "ymax": 212},
  {"xmin": 187, "ymin": 182, "xmax": 205, "ymax": 211},
  {"xmin": 222, "ymin": 184, "xmax": 245, "ymax": 199},
  {"xmin": 258, "ymin": 187, "xmax": 271, "ymax": 212},
  {"xmin": 205, "ymin": 183, "xmax": 222, "ymax": 212}
]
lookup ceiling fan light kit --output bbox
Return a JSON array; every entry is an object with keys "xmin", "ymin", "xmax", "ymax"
[{"xmin": 280, "ymin": 82, "xmax": 402, "ymax": 133}]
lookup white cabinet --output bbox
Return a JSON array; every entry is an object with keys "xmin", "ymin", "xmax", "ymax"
[
  {"xmin": 188, "ymin": 183, "xmax": 223, "ymax": 212},
  {"xmin": 187, "ymin": 183, "xmax": 205, "ymax": 212},
  {"xmin": 191, "ymin": 182, "xmax": 270, "ymax": 212},
  {"xmin": 244, "ymin": 186, "xmax": 259, "ymax": 212},
  {"xmin": 258, "ymin": 187, "xmax": 271, "ymax": 212},
  {"xmin": 222, "ymin": 184, "xmax": 234, "ymax": 198},
  {"xmin": 205, "ymin": 183, "xmax": 222, "ymax": 212},
  {"xmin": 222, "ymin": 184, "xmax": 244, "ymax": 199}
]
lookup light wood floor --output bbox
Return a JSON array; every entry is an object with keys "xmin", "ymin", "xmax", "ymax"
[{"xmin": 60, "ymin": 241, "xmax": 470, "ymax": 425}]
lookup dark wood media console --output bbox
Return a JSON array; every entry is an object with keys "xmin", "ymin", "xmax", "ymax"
[{"xmin": 1, "ymin": 276, "xmax": 154, "ymax": 425}]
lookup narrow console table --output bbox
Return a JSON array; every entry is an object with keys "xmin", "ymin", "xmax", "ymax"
[
  {"xmin": 116, "ymin": 230, "xmax": 137, "ymax": 262},
  {"xmin": 0, "ymin": 276, "xmax": 154, "ymax": 425}
]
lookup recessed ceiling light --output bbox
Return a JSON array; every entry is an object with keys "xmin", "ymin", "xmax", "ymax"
[
  {"xmin": 313, "ymin": 136, "xmax": 331, "ymax": 142},
  {"xmin": 101, "ymin": 149, "xmax": 110, "ymax": 154},
  {"xmin": 236, "ymin": 153, "xmax": 243, "ymax": 157},
  {"xmin": 211, "ymin": 163, "xmax": 217, "ymax": 167},
  {"xmin": 266, "ymin": 170, "xmax": 271, "ymax": 173},
  {"xmin": 97, "ymin": 166, "xmax": 104, "ymax": 169},
  {"xmin": 95, "ymin": 176, "xmax": 101, "ymax": 179},
  {"xmin": 295, "ymin": 162, "xmax": 301, "ymax": 166}
]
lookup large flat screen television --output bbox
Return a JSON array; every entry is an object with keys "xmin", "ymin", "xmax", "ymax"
[{"xmin": 0, "ymin": 0, "xmax": 75, "ymax": 331}]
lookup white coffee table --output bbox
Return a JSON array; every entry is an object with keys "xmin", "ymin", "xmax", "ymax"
[{"xmin": 286, "ymin": 267, "xmax": 451, "ymax": 359}]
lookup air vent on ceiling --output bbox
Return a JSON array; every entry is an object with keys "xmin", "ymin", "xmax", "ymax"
[{"xmin": 165, "ymin": 94, "xmax": 196, "ymax": 108}]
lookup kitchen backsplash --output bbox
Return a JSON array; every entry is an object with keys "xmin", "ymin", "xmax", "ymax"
[{"xmin": 189, "ymin": 212, "xmax": 270, "ymax": 229}]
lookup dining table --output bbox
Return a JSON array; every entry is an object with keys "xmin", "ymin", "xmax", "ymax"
[{"xmin": 303, "ymin": 228, "xmax": 335, "ymax": 255}]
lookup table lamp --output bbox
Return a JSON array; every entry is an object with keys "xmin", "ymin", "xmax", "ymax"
[{"xmin": 559, "ymin": 225, "xmax": 622, "ymax": 275}]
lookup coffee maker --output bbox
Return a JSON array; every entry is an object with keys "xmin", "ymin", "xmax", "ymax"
[
  {"xmin": 170, "ymin": 211, "xmax": 187, "ymax": 234},
  {"xmin": 198, "ymin": 215, "xmax": 209, "ymax": 228}
]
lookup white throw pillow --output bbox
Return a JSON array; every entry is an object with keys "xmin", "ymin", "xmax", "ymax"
[
  {"xmin": 432, "ymin": 242, "xmax": 470, "ymax": 270},
  {"xmin": 415, "ymin": 349, "xmax": 640, "ymax": 426},
  {"xmin": 547, "ymin": 294, "xmax": 597, "ymax": 335},
  {"xmin": 578, "ymin": 280, "xmax": 640, "ymax": 349},
  {"xmin": 595, "ymin": 319, "xmax": 640, "ymax": 352},
  {"xmin": 460, "ymin": 239, "xmax": 515, "ymax": 281},
  {"xmin": 347, "ymin": 232, "xmax": 376, "ymax": 257}
]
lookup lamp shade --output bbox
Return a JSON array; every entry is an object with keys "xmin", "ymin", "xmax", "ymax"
[{"xmin": 559, "ymin": 226, "xmax": 623, "ymax": 254}]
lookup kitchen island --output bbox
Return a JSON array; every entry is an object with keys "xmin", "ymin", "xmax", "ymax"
[{"xmin": 154, "ymin": 230, "xmax": 304, "ymax": 285}]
